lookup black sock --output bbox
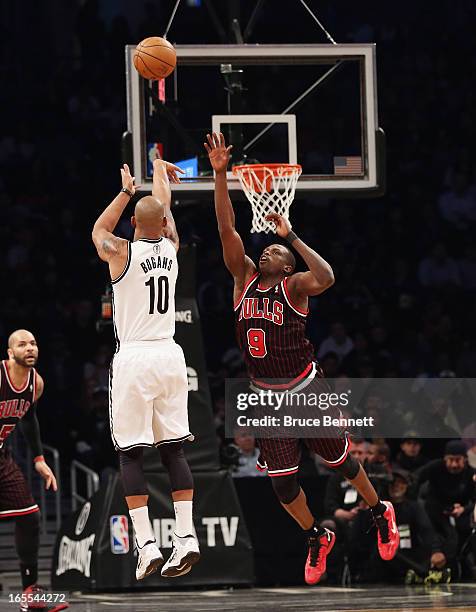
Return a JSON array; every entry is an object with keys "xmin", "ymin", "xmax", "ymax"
[
  {"xmin": 370, "ymin": 500, "xmax": 386, "ymax": 517},
  {"xmin": 16, "ymin": 513, "xmax": 40, "ymax": 589},
  {"xmin": 305, "ymin": 521, "xmax": 326, "ymax": 539},
  {"xmin": 20, "ymin": 563, "xmax": 38, "ymax": 589}
]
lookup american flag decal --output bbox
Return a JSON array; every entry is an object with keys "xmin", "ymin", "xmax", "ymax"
[{"xmin": 334, "ymin": 156, "xmax": 363, "ymax": 175}]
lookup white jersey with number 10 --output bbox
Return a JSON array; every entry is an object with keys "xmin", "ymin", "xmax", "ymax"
[{"xmin": 111, "ymin": 237, "xmax": 177, "ymax": 344}]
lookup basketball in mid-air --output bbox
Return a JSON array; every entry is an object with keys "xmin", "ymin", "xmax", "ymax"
[{"xmin": 133, "ymin": 37, "xmax": 177, "ymax": 80}]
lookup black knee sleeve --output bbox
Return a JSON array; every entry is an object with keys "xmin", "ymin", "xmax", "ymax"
[
  {"xmin": 16, "ymin": 511, "xmax": 40, "ymax": 588},
  {"xmin": 15, "ymin": 511, "xmax": 40, "ymax": 566},
  {"xmin": 271, "ymin": 473, "xmax": 300, "ymax": 504},
  {"xmin": 334, "ymin": 454, "xmax": 360, "ymax": 480},
  {"xmin": 159, "ymin": 442, "xmax": 193, "ymax": 492},
  {"xmin": 119, "ymin": 447, "xmax": 148, "ymax": 496}
]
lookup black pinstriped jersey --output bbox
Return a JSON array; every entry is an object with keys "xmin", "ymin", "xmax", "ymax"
[
  {"xmin": 0, "ymin": 361, "xmax": 36, "ymax": 448},
  {"xmin": 234, "ymin": 273, "xmax": 316, "ymax": 383}
]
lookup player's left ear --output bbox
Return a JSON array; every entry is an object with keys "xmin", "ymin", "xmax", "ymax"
[
  {"xmin": 283, "ymin": 264, "xmax": 293, "ymax": 275},
  {"xmin": 131, "ymin": 216, "xmax": 136, "ymax": 228},
  {"xmin": 162, "ymin": 216, "xmax": 167, "ymax": 227}
]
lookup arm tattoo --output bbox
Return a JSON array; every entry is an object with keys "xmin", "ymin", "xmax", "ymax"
[{"xmin": 101, "ymin": 238, "xmax": 119, "ymax": 255}]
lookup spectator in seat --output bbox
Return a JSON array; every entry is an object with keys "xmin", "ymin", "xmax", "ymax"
[
  {"xmin": 415, "ymin": 440, "xmax": 476, "ymax": 576},
  {"xmin": 418, "ymin": 243, "xmax": 461, "ymax": 289},
  {"xmin": 320, "ymin": 439, "xmax": 369, "ymax": 582},
  {"xmin": 341, "ymin": 332, "xmax": 370, "ymax": 376},
  {"xmin": 227, "ymin": 429, "xmax": 265, "ymax": 478},
  {"xmin": 367, "ymin": 441, "xmax": 391, "ymax": 470},
  {"xmin": 318, "ymin": 322, "xmax": 354, "ymax": 363},
  {"xmin": 365, "ymin": 442, "xmax": 392, "ymax": 500},
  {"xmin": 438, "ymin": 171, "xmax": 476, "ymax": 228},
  {"xmin": 394, "ymin": 432, "xmax": 429, "ymax": 473},
  {"xmin": 320, "ymin": 351, "xmax": 340, "ymax": 377},
  {"xmin": 351, "ymin": 469, "xmax": 447, "ymax": 584}
]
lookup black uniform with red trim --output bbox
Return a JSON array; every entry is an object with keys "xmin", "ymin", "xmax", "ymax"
[
  {"xmin": 0, "ymin": 361, "xmax": 39, "ymax": 518},
  {"xmin": 235, "ymin": 273, "xmax": 350, "ymax": 477}
]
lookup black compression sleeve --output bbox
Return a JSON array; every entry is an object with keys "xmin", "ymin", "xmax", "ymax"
[{"xmin": 19, "ymin": 404, "xmax": 43, "ymax": 458}]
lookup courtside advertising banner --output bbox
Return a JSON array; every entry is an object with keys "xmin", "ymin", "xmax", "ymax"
[{"xmin": 51, "ymin": 471, "xmax": 253, "ymax": 591}]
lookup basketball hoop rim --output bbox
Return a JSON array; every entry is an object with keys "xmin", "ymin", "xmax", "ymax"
[
  {"xmin": 232, "ymin": 163, "xmax": 302, "ymax": 176},
  {"xmin": 232, "ymin": 163, "xmax": 301, "ymax": 231}
]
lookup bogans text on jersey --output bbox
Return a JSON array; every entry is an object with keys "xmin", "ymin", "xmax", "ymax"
[
  {"xmin": 111, "ymin": 238, "xmax": 178, "ymax": 344},
  {"xmin": 139, "ymin": 255, "xmax": 173, "ymax": 274}
]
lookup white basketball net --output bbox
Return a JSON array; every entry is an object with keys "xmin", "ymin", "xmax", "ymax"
[{"xmin": 233, "ymin": 164, "xmax": 302, "ymax": 233}]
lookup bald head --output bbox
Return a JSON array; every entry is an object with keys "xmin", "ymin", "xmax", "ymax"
[
  {"xmin": 133, "ymin": 196, "xmax": 165, "ymax": 233},
  {"xmin": 8, "ymin": 329, "xmax": 35, "ymax": 349},
  {"xmin": 7, "ymin": 329, "xmax": 38, "ymax": 368}
]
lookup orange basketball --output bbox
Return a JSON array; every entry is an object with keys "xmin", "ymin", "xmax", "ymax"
[{"xmin": 133, "ymin": 37, "xmax": 177, "ymax": 80}]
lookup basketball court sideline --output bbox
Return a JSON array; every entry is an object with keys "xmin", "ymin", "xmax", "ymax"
[{"xmin": 2, "ymin": 585, "xmax": 475, "ymax": 612}]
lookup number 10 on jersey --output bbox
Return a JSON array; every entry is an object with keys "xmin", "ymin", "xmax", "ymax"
[{"xmin": 145, "ymin": 276, "xmax": 169, "ymax": 314}]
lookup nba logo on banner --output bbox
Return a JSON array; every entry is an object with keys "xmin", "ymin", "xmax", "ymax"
[{"xmin": 110, "ymin": 515, "xmax": 129, "ymax": 554}]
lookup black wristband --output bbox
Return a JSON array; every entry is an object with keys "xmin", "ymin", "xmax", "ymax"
[
  {"xmin": 121, "ymin": 187, "xmax": 133, "ymax": 198},
  {"xmin": 285, "ymin": 230, "xmax": 299, "ymax": 244}
]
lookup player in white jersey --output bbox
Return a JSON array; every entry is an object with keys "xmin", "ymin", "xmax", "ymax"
[{"xmin": 92, "ymin": 159, "xmax": 200, "ymax": 580}]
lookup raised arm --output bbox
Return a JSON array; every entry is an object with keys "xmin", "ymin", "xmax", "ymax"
[
  {"xmin": 91, "ymin": 164, "xmax": 137, "ymax": 262},
  {"xmin": 204, "ymin": 132, "xmax": 256, "ymax": 291},
  {"xmin": 266, "ymin": 213, "xmax": 334, "ymax": 297},
  {"xmin": 152, "ymin": 158, "xmax": 184, "ymax": 252}
]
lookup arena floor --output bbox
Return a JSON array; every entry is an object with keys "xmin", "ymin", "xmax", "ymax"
[{"xmin": 2, "ymin": 584, "xmax": 475, "ymax": 612}]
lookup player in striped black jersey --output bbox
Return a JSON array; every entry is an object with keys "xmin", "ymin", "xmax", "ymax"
[
  {"xmin": 206, "ymin": 132, "xmax": 399, "ymax": 585},
  {"xmin": 0, "ymin": 330, "xmax": 67, "ymax": 611}
]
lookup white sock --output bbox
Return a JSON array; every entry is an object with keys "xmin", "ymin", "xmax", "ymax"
[
  {"xmin": 129, "ymin": 506, "xmax": 154, "ymax": 548},
  {"xmin": 173, "ymin": 500, "xmax": 193, "ymax": 537}
]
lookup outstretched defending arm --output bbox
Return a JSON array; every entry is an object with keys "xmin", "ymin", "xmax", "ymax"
[
  {"xmin": 204, "ymin": 132, "xmax": 256, "ymax": 293},
  {"xmin": 266, "ymin": 213, "xmax": 334, "ymax": 297},
  {"xmin": 152, "ymin": 158, "xmax": 184, "ymax": 252}
]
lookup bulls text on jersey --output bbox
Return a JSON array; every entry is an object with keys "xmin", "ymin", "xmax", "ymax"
[
  {"xmin": 0, "ymin": 399, "xmax": 31, "ymax": 419},
  {"xmin": 0, "ymin": 361, "xmax": 36, "ymax": 446},
  {"xmin": 238, "ymin": 297, "xmax": 284, "ymax": 325},
  {"xmin": 235, "ymin": 275, "xmax": 316, "ymax": 383}
]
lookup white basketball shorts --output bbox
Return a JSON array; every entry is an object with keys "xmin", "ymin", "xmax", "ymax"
[{"xmin": 109, "ymin": 339, "xmax": 193, "ymax": 450}]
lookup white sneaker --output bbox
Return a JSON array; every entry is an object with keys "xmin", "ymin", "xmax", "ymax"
[
  {"xmin": 161, "ymin": 533, "xmax": 201, "ymax": 577},
  {"xmin": 136, "ymin": 540, "xmax": 164, "ymax": 580}
]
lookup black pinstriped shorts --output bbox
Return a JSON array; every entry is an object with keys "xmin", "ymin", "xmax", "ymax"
[{"xmin": 0, "ymin": 447, "xmax": 39, "ymax": 518}]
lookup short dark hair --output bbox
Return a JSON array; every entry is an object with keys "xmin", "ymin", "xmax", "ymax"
[
  {"xmin": 283, "ymin": 246, "xmax": 296, "ymax": 274},
  {"xmin": 444, "ymin": 439, "xmax": 467, "ymax": 457}
]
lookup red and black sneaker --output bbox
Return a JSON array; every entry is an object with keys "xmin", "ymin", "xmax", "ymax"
[
  {"xmin": 20, "ymin": 584, "xmax": 69, "ymax": 612},
  {"xmin": 20, "ymin": 585, "xmax": 45, "ymax": 612},
  {"xmin": 374, "ymin": 500, "xmax": 400, "ymax": 561},
  {"xmin": 304, "ymin": 527, "xmax": 336, "ymax": 585}
]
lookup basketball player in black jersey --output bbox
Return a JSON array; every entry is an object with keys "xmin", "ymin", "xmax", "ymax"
[
  {"xmin": 0, "ymin": 330, "xmax": 68, "ymax": 611},
  {"xmin": 205, "ymin": 132, "xmax": 399, "ymax": 585}
]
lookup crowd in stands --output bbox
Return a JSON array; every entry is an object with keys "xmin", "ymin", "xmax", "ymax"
[
  {"xmin": 227, "ymin": 433, "xmax": 476, "ymax": 583},
  {"xmin": 2, "ymin": 0, "xmax": 475, "ymax": 585}
]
